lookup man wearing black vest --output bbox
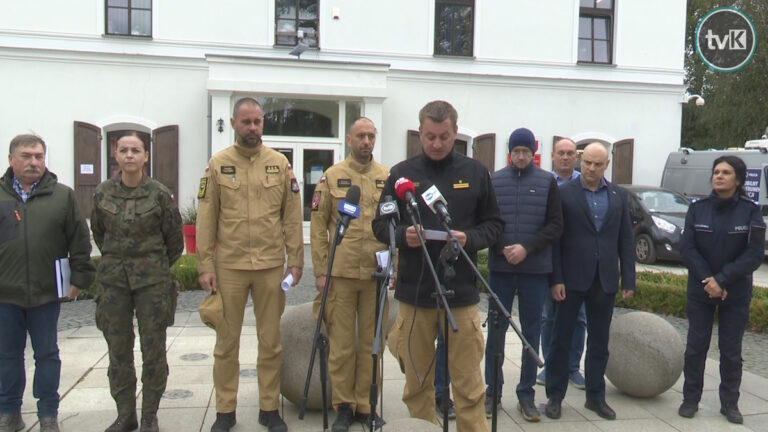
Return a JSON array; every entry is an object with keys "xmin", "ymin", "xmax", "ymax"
[{"xmin": 483, "ymin": 128, "xmax": 563, "ymax": 422}]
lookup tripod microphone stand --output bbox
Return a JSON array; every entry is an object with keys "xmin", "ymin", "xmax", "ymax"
[
  {"xmin": 298, "ymin": 217, "xmax": 347, "ymax": 431},
  {"xmin": 435, "ymin": 217, "xmax": 543, "ymax": 432},
  {"xmin": 368, "ymin": 198, "xmax": 398, "ymax": 431}
]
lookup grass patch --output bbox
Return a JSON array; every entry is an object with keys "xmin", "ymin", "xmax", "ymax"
[{"xmin": 475, "ymin": 250, "xmax": 768, "ymax": 333}]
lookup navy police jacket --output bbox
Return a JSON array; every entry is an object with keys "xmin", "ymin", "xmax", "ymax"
[{"xmin": 680, "ymin": 192, "xmax": 765, "ymax": 304}]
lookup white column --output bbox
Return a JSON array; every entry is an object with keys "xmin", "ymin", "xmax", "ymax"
[
  {"xmin": 210, "ymin": 91, "xmax": 232, "ymax": 155},
  {"xmin": 363, "ymin": 98, "xmax": 385, "ymax": 162}
]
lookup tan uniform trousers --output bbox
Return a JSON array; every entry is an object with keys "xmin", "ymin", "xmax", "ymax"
[
  {"xmin": 315, "ymin": 277, "xmax": 388, "ymax": 415},
  {"xmin": 213, "ymin": 266, "xmax": 284, "ymax": 412},
  {"xmin": 388, "ymin": 303, "xmax": 488, "ymax": 432}
]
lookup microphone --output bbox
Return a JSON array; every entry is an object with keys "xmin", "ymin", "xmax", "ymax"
[
  {"xmin": 394, "ymin": 177, "xmax": 418, "ymax": 211},
  {"xmin": 336, "ymin": 185, "xmax": 361, "ymax": 244},
  {"xmin": 378, "ymin": 195, "xmax": 399, "ymax": 222},
  {"xmin": 421, "ymin": 184, "xmax": 452, "ymax": 225}
]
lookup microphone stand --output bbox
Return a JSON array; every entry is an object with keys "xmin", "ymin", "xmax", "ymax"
[
  {"xmin": 299, "ymin": 218, "xmax": 346, "ymax": 431},
  {"xmin": 435, "ymin": 217, "xmax": 543, "ymax": 432},
  {"xmin": 402, "ymin": 201, "xmax": 456, "ymax": 432},
  {"xmin": 368, "ymin": 216, "xmax": 396, "ymax": 431}
]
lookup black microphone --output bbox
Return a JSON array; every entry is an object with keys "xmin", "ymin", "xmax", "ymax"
[
  {"xmin": 421, "ymin": 184, "xmax": 452, "ymax": 225},
  {"xmin": 336, "ymin": 185, "xmax": 361, "ymax": 245},
  {"xmin": 378, "ymin": 194, "xmax": 399, "ymax": 223}
]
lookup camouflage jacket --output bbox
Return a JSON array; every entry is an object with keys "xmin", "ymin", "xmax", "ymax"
[
  {"xmin": 0, "ymin": 167, "xmax": 95, "ymax": 307},
  {"xmin": 91, "ymin": 174, "xmax": 183, "ymax": 290}
]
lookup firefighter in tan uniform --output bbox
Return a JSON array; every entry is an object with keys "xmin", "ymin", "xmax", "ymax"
[
  {"xmin": 310, "ymin": 117, "xmax": 389, "ymax": 432},
  {"xmin": 197, "ymin": 97, "xmax": 303, "ymax": 432}
]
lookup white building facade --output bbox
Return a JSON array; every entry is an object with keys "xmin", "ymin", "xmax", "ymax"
[{"xmin": 0, "ymin": 0, "xmax": 686, "ymax": 232}]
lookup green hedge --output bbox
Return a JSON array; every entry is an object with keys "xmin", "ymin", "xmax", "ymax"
[
  {"xmin": 80, "ymin": 254, "xmax": 201, "ymax": 299},
  {"xmin": 475, "ymin": 250, "xmax": 768, "ymax": 334}
]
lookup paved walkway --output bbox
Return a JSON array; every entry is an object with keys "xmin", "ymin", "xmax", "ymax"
[{"xmin": 21, "ymin": 249, "xmax": 768, "ymax": 431}]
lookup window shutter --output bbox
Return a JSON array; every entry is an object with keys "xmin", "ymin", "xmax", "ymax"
[
  {"xmin": 612, "ymin": 139, "xmax": 634, "ymax": 184},
  {"xmin": 473, "ymin": 133, "xmax": 495, "ymax": 172},
  {"xmin": 406, "ymin": 129, "xmax": 421, "ymax": 159},
  {"xmin": 73, "ymin": 121, "xmax": 102, "ymax": 217},
  {"xmin": 152, "ymin": 125, "xmax": 179, "ymax": 199}
]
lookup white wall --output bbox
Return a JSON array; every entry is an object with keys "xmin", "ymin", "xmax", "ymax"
[{"xmin": 0, "ymin": 52, "xmax": 209, "ymax": 203}]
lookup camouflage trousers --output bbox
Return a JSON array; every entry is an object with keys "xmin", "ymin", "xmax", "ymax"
[{"xmin": 95, "ymin": 281, "xmax": 176, "ymax": 413}]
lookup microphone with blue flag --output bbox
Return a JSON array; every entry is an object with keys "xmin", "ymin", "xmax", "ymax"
[{"xmin": 335, "ymin": 185, "xmax": 361, "ymax": 245}]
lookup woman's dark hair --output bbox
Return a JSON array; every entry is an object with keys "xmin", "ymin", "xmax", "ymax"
[
  {"xmin": 117, "ymin": 131, "xmax": 149, "ymax": 152},
  {"xmin": 712, "ymin": 155, "xmax": 747, "ymax": 196}
]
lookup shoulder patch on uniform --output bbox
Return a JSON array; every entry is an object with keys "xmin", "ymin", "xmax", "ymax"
[
  {"xmin": 266, "ymin": 165, "xmax": 280, "ymax": 174},
  {"xmin": 198, "ymin": 178, "xmax": 208, "ymax": 199},
  {"xmin": 337, "ymin": 178, "xmax": 352, "ymax": 188},
  {"xmin": 318, "ymin": 175, "xmax": 326, "ymax": 184},
  {"xmin": 291, "ymin": 178, "xmax": 300, "ymax": 193},
  {"xmin": 312, "ymin": 191, "xmax": 321, "ymax": 211},
  {"xmin": 453, "ymin": 180, "xmax": 470, "ymax": 190},
  {"xmin": 376, "ymin": 179, "xmax": 386, "ymax": 189},
  {"xmin": 221, "ymin": 166, "xmax": 235, "ymax": 175}
]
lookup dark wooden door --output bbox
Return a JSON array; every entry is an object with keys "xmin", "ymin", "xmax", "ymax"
[
  {"xmin": 152, "ymin": 125, "xmax": 179, "ymax": 198},
  {"xmin": 73, "ymin": 121, "xmax": 101, "ymax": 217},
  {"xmin": 473, "ymin": 133, "xmax": 495, "ymax": 172},
  {"xmin": 612, "ymin": 139, "xmax": 634, "ymax": 184}
]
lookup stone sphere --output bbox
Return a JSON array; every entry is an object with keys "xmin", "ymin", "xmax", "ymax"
[
  {"xmin": 605, "ymin": 311, "xmax": 683, "ymax": 398},
  {"xmin": 280, "ymin": 302, "xmax": 332, "ymax": 410},
  {"xmin": 384, "ymin": 418, "xmax": 442, "ymax": 431},
  {"xmin": 279, "ymin": 295, "xmax": 399, "ymax": 410}
]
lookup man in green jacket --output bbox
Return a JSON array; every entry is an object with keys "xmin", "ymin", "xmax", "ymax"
[{"xmin": 0, "ymin": 134, "xmax": 95, "ymax": 432}]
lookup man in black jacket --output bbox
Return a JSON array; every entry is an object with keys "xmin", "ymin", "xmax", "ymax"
[
  {"xmin": 372, "ymin": 100, "xmax": 503, "ymax": 432},
  {"xmin": 0, "ymin": 134, "xmax": 95, "ymax": 432}
]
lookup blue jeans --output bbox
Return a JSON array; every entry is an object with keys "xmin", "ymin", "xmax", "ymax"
[
  {"xmin": 541, "ymin": 293, "xmax": 586, "ymax": 372},
  {"xmin": 0, "ymin": 301, "xmax": 61, "ymax": 417},
  {"xmin": 484, "ymin": 272, "xmax": 547, "ymax": 401},
  {"xmin": 434, "ymin": 333, "xmax": 451, "ymax": 400}
]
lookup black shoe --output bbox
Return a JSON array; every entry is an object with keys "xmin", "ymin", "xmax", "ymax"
[
  {"xmin": 678, "ymin": 400, "xmax": 698, "ymax": 418},
  {"xmin": 258, "ymin": 410, "xmax": 287, "ymax": 432},
  {"xmin": 720, "ymin": 404, "xmax": 743, "ymax": 424},
  {"xmin": 517, "ymin": 400, "xmax": 541, "ymax": 422},
  {"xmin": 39, "ymin": 416, "xmax": 60, "ymax": 432},
  {"xmin": 210, "ymin": 411, "xmax": 236, "ymax": 432},
  {"xmin": 484, "ymin": 395, "xmax": 500, "ymax": 419},
  {"xmin": 353, "ymin": 410, "xmax": 386, "ymax": 428},
  {"xmin": 106, "ymin": 412, "xmax": 138, "ymax": 432},
  {"xmin": 435, "ymin": 397, "xmax": 456, "ymax": 420},
  {"xmin": 0, "ymin": 412, "xmax": 25, "ymax": 432},
  {"xmin": 544, "ymin": 398, "xmax": 561, "ymax": 419},
  {"xmin": 332, "ymin": 404, "xmax": 353, "ymax": 432},
  {"xmin": 140, "ymin": 412, "xmax": 159, "ymax": 432},
  {"xmin": 585, "ymin": 399, "xmax": 616, "ymax": 420}
]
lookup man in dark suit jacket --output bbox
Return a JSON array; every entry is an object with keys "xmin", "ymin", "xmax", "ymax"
[{"xmin": 544, "ymin": 143, "xmax": 636, "ymax": 421}]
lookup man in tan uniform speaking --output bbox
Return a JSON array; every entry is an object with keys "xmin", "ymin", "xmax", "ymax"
[
  {"xmin": 197, "ymin": 97, "xmax": 304, "ymax": 432},
  {"xmin": 310, "ymin": 117, "xmax": 389, "ymax": 432}
]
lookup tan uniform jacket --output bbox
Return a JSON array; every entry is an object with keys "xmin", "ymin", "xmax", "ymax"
[
  {"xmin": 196, "ymin": 143, "xmax": 303, "ymax": 273},
  {"xmin": 310, "ymin": 156, "xmax": 389, "ymax": 280}
]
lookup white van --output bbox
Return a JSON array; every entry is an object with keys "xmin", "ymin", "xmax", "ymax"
[{"xmin": 661, "ymin": 148, "xmax": 768, "ymax": 254}]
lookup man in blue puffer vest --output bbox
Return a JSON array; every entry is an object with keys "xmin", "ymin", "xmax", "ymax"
[{"xmin": 483, "ymin": 128, "xmax": 563, "ymax": 422}]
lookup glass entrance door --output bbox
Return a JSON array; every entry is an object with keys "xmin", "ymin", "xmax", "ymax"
[{"xmin": 271, "ymin": 142, "xmax": 341, "ymax": 242}]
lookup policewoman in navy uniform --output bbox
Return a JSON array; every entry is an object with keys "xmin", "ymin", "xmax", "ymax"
[{"xmin": 677, "ymin": 155, "xmax": 765, "ymax": 424}]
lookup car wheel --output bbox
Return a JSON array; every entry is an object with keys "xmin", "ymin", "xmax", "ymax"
[{"xmin": 635, "ymin": 233, "xmax": 656, "ymax": 264}]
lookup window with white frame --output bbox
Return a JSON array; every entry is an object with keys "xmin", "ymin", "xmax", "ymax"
[
  {"xmin": 275, "ymin": 0, "xmax": 319, "ymax": 47},
  {"xmin": 105, "ymin": 0, "xmax": 152, "ymax": 37},
  {"xmin": 434, "ymin": 0, "xmax": 474, "ymax": 57},
  {"xmin": 578, "ymin": 0, "xmax": 614, "ymax": 64}
]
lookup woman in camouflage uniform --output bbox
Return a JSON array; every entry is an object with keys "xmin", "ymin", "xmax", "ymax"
[{"xmin": 91, "ymin": 132, "xmax": 184, "ymax": 432}]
